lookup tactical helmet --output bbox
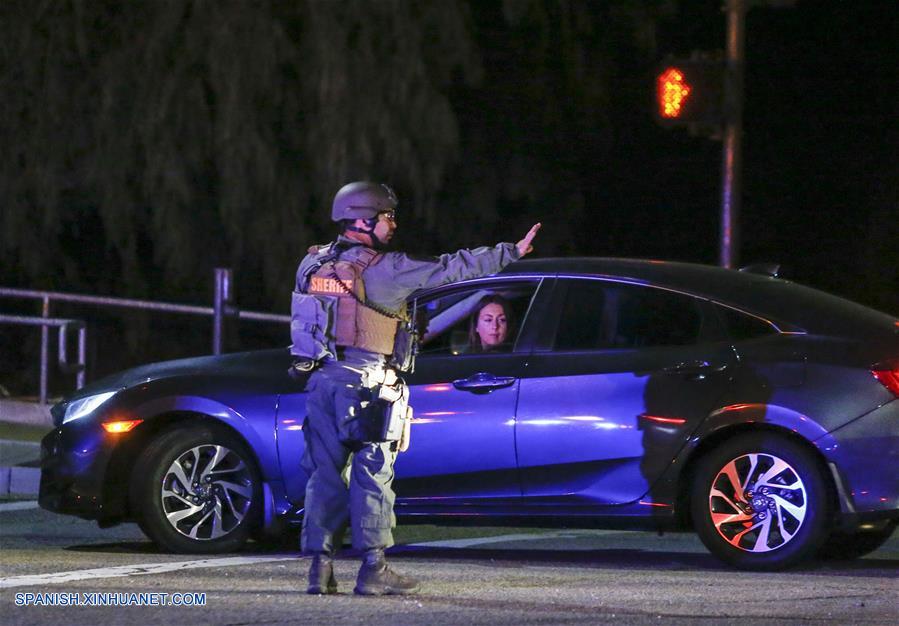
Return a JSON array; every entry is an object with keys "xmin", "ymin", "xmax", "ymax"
[{"xmin": 331, "ymin": 181, "xmax": 398, "ymax": 222}]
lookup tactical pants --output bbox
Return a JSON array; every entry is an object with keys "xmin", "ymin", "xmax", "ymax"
[{"xmin": 300, "ymin": 361, "xmax": 398, "ymax": 554}]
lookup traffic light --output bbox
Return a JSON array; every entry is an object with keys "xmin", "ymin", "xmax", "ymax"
[{"xmin": 655, "ymin": 56, "xmax": 725, "ymax": 127}]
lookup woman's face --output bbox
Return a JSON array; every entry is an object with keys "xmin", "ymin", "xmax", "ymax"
[{"xmin": 476, "ymin": 303, "xmax": 508, "ymax": 349}]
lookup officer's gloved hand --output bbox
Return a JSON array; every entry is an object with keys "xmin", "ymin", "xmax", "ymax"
[{"xmin": 516, "ymin": 223, "xmax": 542, "ymax": 257}]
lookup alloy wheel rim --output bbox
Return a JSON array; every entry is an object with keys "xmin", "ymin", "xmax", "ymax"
[
  {"xmin": 160, "ymin": 444, "xmax": 253, "ymax": 540},
  {"xmin": 708, "ymin": 452, "xmax": 808, "ymax": 553}
]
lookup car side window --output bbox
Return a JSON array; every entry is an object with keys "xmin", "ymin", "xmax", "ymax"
[
  {"xmin": 416, "ymin": 282, "xmax": 539, "ymax": 356},
  {"xmin": 553, "ymin": 280, "xmax": 705, "ymax": 350},
  {"xmin": 716, "ymin": 304, "xmax": 778, "ymax": 341}
]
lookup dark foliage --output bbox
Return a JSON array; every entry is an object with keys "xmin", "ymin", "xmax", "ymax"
[{"xmin": 0, "ymin": 0, "xmax": 895, "ymax": 396}]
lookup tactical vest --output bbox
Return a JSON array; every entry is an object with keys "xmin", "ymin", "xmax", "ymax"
[{"xmin": 291, "ymin": 244, "xmax": 402, "ymax": 360}]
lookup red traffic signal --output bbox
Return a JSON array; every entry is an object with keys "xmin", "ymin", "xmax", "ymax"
[
  {"xmin": 655, "ymin": 57, "xmax": 725, "ymax": 126},
  {"xmin": 657, "ymin": 67, "xmax": 692, "ymax": 119}
]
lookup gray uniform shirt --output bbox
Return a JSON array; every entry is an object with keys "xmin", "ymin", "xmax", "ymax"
[
  {"xmin": 296, "ymin": 235, "xmax": 522, "ymax": 367},
  {"xmin": 360, "ymin": 239, "xmax": 521, "ymax": 311}
]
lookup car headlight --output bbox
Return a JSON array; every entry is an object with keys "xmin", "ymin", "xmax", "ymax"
[{"xmin": 62, "ymin": 391, "xmax": 117, "ymax": 424}]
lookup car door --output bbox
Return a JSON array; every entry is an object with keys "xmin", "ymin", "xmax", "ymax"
[
  {"xmin": 392, "ymin": 277, "xmax": 547, "ymax": 506},
  {"xmin": 516, "ymin": 277, "xmax": 736, "ymax": 506}
]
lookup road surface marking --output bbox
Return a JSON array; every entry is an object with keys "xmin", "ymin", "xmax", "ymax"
[
  {"xmin": 0, "ymin": 555, "xmax": 297, "ymax": 589},
  {"xmin": 0, "ymin": 500, "xmax": 39, "ymax": 512}
]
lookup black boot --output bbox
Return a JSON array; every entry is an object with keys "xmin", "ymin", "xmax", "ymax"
[
  {"xmin": 307, "ymin": 554, "xmax": 338, "ymax": 595},
  {"xmin": 354, "ymin": 549, "xmax": 420, "ymax": 596}
]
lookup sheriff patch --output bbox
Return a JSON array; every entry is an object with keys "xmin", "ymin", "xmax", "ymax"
[{"xmin": 309, "ymin": 276, "xmax": 352, "ymax": 295}]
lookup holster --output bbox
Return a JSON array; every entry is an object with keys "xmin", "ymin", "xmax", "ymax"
[
  {"xmin": 342, "ymin": 375, "xmax": 411, "ymax": 448},
  {"xmin": 377, "ymin": 381, "xmax": 409, "ymax": 442}
]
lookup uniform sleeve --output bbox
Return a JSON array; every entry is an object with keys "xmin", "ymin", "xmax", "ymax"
[{"xmin": 362, "ymin": 243, "xmax": 522, "ymax": 310}]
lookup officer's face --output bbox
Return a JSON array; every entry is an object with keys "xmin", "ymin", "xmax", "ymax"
[
  {"xmin": 372, "ymin": 211, "xmax": 397, "ymax": 244},
  {"xmin": 476, "ymin": 303, "xmax": 508, "ymax": 349}
]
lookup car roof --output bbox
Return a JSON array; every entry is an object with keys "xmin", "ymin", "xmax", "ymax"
[
  {"xmin": 500, "ymin": 257, "xmax": 785, "ymax": 301},
  {"xmin": 497, "ymin": 257, "xmax": 897, "ymax": 340},
  {"xmin": 502, "ymin": 257, "xmax": 755, "ymax": 286}
]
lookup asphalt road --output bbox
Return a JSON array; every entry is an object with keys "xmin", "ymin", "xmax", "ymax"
[{"xmin": 1, "ymin": 502, "xmax": 897, "ymax": 625}]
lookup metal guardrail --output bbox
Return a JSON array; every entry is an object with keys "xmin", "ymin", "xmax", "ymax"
[
  {"xmin": 1, "ymin": 268, "xmax": 291, "ymax": 404},
  {"xmin": 0, "ymin": 315, "xmax": 87, "ymax": 401}
]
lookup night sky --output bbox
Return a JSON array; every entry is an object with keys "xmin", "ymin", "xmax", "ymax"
[
  {"xmin": 0, "ymin": 0, "xmax": 896, "ymax": 393},
  {"xmin": 613, "ymin": 0, "xmax": 897, "ymax": 313}
]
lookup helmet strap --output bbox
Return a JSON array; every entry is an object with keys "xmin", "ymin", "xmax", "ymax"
[{"xmin": 345, "ymin": 217, "xmax": 386, "ymax": 249}]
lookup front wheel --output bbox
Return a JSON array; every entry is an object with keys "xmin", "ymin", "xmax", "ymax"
[
  {"xmin": 130, "ymin": 423, "xmax": 262, "ymax": 553},
  {"xmin": 690, "ymin": 433, "xmax": 831, "ymax": 570}
]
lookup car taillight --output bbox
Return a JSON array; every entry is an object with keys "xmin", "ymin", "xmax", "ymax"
[{"xmin": 872, "ymin": 360, "xmax": 899, "ymax": 397}]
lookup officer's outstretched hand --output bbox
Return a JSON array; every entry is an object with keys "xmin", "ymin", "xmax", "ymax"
[{"xmin": 516, "ymin": 223, "xmax": 542, "ymax": 257}]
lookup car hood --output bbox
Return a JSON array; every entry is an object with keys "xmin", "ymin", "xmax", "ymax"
[{"xmin": 60, "ymin": 348, "xmax": 290, "ymax": 403}]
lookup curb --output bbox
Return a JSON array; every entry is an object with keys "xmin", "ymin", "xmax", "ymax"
[{"xmin": 0, "ymin": 466, "xmax": 40, "ymax": 496}]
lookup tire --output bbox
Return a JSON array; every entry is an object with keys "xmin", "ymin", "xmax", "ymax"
[
  {"xmin": 690, "ymin": 432, "xmax": 831, "ymax": 571},
  {"xmin": 819, "ymin": 521, "xmax": 897, "ymax": 560},
  {"xmin": 129, "ymin": 422, "xmax": 262, "ymax": 553}
]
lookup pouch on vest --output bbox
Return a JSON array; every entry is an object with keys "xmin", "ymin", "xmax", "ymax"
[
  {"xmin": 390, "ymin": 317, "xmax": 418, "ymax": 373},
  {"xmin": 289, "ymin": 291, "xmax": 336, "ymax": 362}
]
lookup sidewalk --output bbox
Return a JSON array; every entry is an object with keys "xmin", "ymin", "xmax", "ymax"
[{"xmin": 0, "ymin": 399, "xmax": 50, "ymax": 497}]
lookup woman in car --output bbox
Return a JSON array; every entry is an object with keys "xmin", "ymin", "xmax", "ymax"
[{"xmin": 467, "ymin": 294, "xmax": 513, "ymax": 352}]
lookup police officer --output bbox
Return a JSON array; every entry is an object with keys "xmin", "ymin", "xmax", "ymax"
[{"xmin": 291, "ymin": 181, "xmax": 540, "ymax": 596}]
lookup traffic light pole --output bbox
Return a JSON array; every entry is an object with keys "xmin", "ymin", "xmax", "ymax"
[
  {"xmin": 720, "ymin": 0, "xmax": 747, "ymax": 269},
  {"xmin": 719, "ymin": 0, "xmax": 746, "ymax": 268}
]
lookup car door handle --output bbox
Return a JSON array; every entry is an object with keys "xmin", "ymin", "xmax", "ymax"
[{"xmin": 452, "ymin": 372, "xmax": 517, "ymax": 391}]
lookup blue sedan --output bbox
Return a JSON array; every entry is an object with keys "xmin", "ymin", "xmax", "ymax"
[{"xmin": 40, "ymin": 258, "xmax": 899, "ymax": 570}]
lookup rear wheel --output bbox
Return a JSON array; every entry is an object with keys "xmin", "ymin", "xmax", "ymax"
[
  {"xmin": 690, "ymin": 433, "xmax": 831, "ymax": 570},
  {"xmin": 819, "ymin": 520, "xmax": 897, "ymax": 560},
  {"xmin": 130, "ymin": 423, "xmax": 261, "ymax": 553}
]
